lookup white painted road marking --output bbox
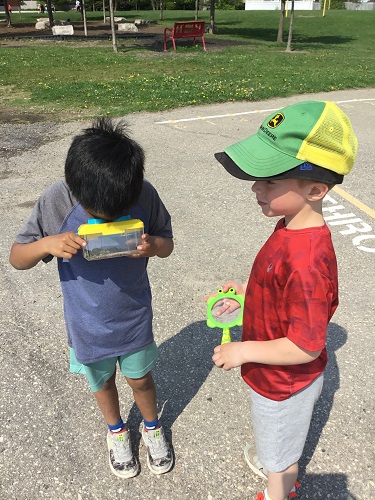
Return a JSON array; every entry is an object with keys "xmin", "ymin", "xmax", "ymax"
[
  {"xmin": 324, "ymin": 193, "xmax": 375, "ymax": 253},
  {"xmin": 155, "ymin": 98, "xmax": 375, "ymax": 125}
]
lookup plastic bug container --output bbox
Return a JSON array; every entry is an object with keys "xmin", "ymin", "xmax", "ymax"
[{"xmin": 77, "ymin": 217, "xmax": 144, "ymax": 261}]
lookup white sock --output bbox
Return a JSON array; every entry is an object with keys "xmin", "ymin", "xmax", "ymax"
[
  {"xmin": 264, "ymin": 488, "xmax": 288, "ymax": 500},
  {"xmin": 264, "ymin": 489, "xmax": 273, "ymax": 500}
]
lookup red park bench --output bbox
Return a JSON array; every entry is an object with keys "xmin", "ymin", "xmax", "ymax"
[{"xmin": 164, "ymin": 21, "xmax": 207, "ymax": 52}]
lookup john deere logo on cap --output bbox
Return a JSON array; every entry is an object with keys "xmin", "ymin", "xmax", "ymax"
[{"xmin": 268, "ymin": 113, "xmax": 285, "ymax": 129}]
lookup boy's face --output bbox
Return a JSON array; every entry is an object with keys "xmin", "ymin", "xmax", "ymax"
[{"xmin": 251, "ymin": 178, "xmax": 313, "ymax": 222}]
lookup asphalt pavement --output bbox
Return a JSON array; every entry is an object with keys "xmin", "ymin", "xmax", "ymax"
[{"xmin": 1, "ymin": 88, "xmax": 374, "ymax": 500}]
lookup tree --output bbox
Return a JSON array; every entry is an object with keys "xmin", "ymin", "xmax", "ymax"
[
  {"xmin": 159, "ymin": 0, "xmax": 163, "ymax": 21},
  {"xmin": 82, "ymin": 0, "xmax": 88, "ymax": 36},
  {"xmin": 209, "ymin": 0, "xmax": 215, "ymax": 34},
  {"xmin": 108, "ymin": 0, "xmax": 118, "ymax": 53},
  {"xmin": 286, "ymin": 0, "xmax": 295, "ymax": 52},
  {"xmin": 45, "ymin": 0, "xmax": 55, "ymax": 27},
  {"xmin": 277, "ymin": 0, "xmax": 286, "ymax": 43}
]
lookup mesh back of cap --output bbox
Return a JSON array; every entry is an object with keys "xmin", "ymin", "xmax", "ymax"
[{"xmin": 298, "ymin": 102, "xmax": 357, "ymax": 175}]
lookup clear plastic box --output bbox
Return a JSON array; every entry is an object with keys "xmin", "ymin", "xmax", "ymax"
[{"xmin": 77, "ymin": 218, "xmax": 144, "ymax": 261}]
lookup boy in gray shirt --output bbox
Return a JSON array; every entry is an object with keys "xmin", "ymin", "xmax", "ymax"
[{"xmin": 9, "ymin": 118, "xmax": 174, "ymax": 478}]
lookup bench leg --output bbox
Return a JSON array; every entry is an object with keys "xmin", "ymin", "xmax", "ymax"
[
  {"xmin": 202, "ymin": 36, "xmax": 206, "ymax": 52},
  {"xmin": 172, "ymin": 38, "xmax": 176, "ymax": 51}
]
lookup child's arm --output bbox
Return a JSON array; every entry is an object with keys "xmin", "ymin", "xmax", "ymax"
[
  {"xmin": 9, "ymin": 232, "xmax": 86, "ymax": 270},
  {"xmin": 212, "ymin": 338, "xmax": 321, "ymax": 371},
  {"xmin": 130, "ymin": 234, "xmax": 174, "ymax": 259}
]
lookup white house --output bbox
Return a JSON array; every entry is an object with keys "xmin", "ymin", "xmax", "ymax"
[{"xmin": 245, "ymin": 0, "xmax": 321, "ymax": 10}]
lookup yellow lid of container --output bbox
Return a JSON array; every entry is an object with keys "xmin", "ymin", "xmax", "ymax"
[{"xmin": 78, "ymin": 219, "xmax": 144, "ymax": 237}]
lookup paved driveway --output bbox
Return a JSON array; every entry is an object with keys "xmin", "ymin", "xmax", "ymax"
[{"xmin": 1, "ymin": 88, "xmax": 374, "ymax": 499}]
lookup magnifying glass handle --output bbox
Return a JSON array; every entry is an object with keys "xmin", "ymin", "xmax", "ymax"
[{"xmin": 221, "ymin": 328, "xmax": 231, "ymax": 344}]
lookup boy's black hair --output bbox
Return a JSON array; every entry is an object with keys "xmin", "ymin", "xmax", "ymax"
[{"xmin": 65, "ymin": 117, "xmax": 144, "ymax": 220}]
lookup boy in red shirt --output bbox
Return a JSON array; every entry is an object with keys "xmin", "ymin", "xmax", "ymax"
[{"xmin": 208, "ymin": 101, "xmax": 357, "ymax": 500}]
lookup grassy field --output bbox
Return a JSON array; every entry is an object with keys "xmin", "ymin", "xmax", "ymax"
[{"xmin": 1, "ymin": 10, "xmax": 374, "ymax": 121}]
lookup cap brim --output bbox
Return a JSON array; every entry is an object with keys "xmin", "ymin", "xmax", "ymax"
[
  {"xmin": 214, "ymin": 152, "xmax": 258, "ymax": 180},
  {"xmin": 224, "ymin": 132, "xmax": 301, "ymax": 177},
  {"xmin": 214, "ymin": 152, "xmax": 343, "ymax": 184}
]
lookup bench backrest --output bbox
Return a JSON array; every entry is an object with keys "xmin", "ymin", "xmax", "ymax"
[{"xmin": 173, "ymin": 21, "xmax": 205, "ymax": 38}]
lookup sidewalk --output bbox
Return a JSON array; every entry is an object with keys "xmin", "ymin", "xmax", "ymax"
[{"xmin": 1, "ymin": 89, "xmax": 374, "ymax": 500}]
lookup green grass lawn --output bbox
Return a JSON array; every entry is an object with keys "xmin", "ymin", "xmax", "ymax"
[{"xmin": 1, "ymin": 10, "xmax": 374, "ymax": 121}]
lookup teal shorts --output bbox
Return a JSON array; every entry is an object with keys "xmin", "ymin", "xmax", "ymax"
[{"xmin": 70, "ymin": 341, "xmax": 158, "ymax": 393}]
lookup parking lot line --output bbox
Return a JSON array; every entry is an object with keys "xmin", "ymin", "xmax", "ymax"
[
  {"xmin": 155, "ymin": 98, "xmax": 375, "ymax": 125},
  {"xmin": 333, "ymin": 186, "xmax": 375, "ymax": 220}
]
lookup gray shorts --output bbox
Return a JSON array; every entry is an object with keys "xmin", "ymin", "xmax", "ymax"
[{"xmin": 250, "ymin": 374, "xmax": 324, "ymax": 473}]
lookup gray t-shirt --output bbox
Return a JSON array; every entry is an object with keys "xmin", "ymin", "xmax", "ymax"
[{"xmin": 16, "ymin": 180, "xmax": 173, "ymax": 364}]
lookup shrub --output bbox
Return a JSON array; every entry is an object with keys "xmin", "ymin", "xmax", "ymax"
[{"xmin": 323, "ymin": 0, "xmax": 346, "ymax": 9}]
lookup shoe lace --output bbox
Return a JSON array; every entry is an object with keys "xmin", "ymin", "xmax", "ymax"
[
  {"xmin": 111, "ymin": 433, "xmax": 133, "ymax": 463},
  {"xmin": 146, "ymin": 429, "xmax": 169, "ymax": 460}
]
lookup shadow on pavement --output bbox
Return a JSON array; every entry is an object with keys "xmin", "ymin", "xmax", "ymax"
[
  {"xmin": 125, "ymin": 320, "xmax": 226, "ymax": 464},
  {"xmin": 299, "ymin": 322, "xmax": 355, "ymax": 498},
  {"xmin": 126, "ymin": 320, "xmax": 355, "ymax": 497},
  {"xmin": 301, "ymin": 473, "xmax": 358, "ymax": 499},
  {"xmin": 127, "ymin": 320, "xmax": 240, "ymax": 431}
]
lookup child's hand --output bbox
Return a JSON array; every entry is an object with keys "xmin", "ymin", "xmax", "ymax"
[
  {"xmin": 44, "ymin": 232, "xmax": 86, "ymax": 259},
  {"xmin": 204, "ymin": 282, "xmax": 246, "ymax": 316},
  {"xmin": 128, "ymin": 233, "xmax": 158, "ymax": 258},
  {"xmin": 212, "ymin": 342, "xmax": 244, "ymax": 371},
  {"xmin": 211, "ymin": 298, "xmax": 242, "ymax": 318},
  {"xmin": 129, "ymin": 233, "xmax": 163, "ymax": 259}
]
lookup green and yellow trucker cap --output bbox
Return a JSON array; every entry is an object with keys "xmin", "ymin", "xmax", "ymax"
[{"xmin": 215, "ymin": 101, "xmax": 358, "ymax": 183}]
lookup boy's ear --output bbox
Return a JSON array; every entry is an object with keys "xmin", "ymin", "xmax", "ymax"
[{"xmin": 306, "ymin": 182, "xmax": 329, "ymax": 201}]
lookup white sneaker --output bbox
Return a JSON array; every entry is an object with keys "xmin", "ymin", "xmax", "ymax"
[
  {"xmin": 142, "ymin": 425, "xmax": 173, "ymax": 475},
  {"xmin": 107, "ymin": 429, "xmax": 139, "ymax": 478},
  {"xmin": 244, "ymin": 443, "xmax": 268, "ymax": 479}
]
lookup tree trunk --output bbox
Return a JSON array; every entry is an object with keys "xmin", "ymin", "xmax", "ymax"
[
  {"xmin": 159, "ymin": 0, "xmax": 163, "ymax": 21},
  {"xmin": 209, "ymin": 0, "xmax": 215, "ymax": 34},
  {"xmin": 286, "ymin": 0, "xmax": 295, "ymax": 52},
  {"xmin": 108, "ymin": 0, "xmax": 118, "ymax": 53},
  {"xmin": 277, "ymin": 0, "xmax": 285, "ymax": 43},
  {"xmin": 195, "ymin": 0, "xmax": 198, "ymax": 21},
  {"xmin": 103, "ymin": 0, "xmax": 106, "ymax": 23},
  {"xmin": 82, "ymin": 0, "xmax": 88, "ymax": 36},
  {"xmin": 46, "ymin": 0, "xmax": 55, "ymax": 27}
]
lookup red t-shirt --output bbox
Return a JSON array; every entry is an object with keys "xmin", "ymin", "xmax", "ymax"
[{"xmin": 241, "ymin": 219, "xmax": 338, "ymax": 401}]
